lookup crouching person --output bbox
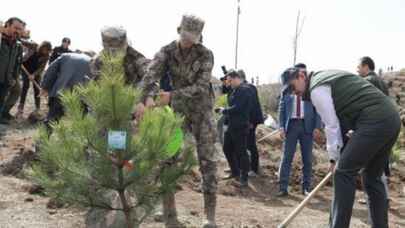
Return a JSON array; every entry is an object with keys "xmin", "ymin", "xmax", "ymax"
[{"xmin": 41, "ymin": 52, "xmax": 92, "ymax": 135}]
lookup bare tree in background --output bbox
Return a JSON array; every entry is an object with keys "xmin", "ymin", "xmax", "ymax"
[{"xmin": 293, "ymin": 10, "xmax": 305, "ymax": 65}]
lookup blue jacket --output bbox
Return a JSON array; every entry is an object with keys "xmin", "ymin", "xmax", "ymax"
[
  {"xmin": 278, "ymin": 92, "xmax": 321, "ymax": 133},
  {"xmin": 41, "ymin": 53, "xmax": 91, "ymax": 97}
]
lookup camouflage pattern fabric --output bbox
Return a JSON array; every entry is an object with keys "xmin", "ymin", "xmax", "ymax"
[
  {"xmin": 142, "ymin": 39, "xmax": 218, "ymax": 216},
  {"xmin": 90, "ymin": 46, "xmax": 150, "ymax": 87}
]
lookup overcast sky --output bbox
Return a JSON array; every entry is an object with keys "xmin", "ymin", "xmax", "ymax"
[{"xmin": 3, "ymin": 0, "xmax": 405, "ymax": 83}]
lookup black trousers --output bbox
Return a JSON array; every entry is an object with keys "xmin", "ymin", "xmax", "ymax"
[
  {"xmin": 247, "ymin": 125, "xmax": 259, "ymax": 173},
  {"xmin": 44, "ymin": 97, "xmax": 65, "ymax": 135},
  {"xmin": 20, "ymin": 71, "xmax": 41, "ymax": 110},
  {"xmin": 330, "ymin": 114, "xmax": 401, "ymax": 228},
  {"xmin": 223, "ymin": 127, "xmax": 250, "ymax": 179}
]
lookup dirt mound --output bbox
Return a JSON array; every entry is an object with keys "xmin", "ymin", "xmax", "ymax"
[
  {"xmin": 0, "ymin": 147, "xmax": 37, "ymax": 176},
  {"xmin": 384, "ymin": 72, "xmax": 405, "ymax": 125}
]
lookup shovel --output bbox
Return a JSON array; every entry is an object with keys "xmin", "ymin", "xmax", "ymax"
[
  {"xmin": 21, "ymin": 65, "xmax": 42, "ymax": 91},
  {"xmin": 278, "ymin": 172, "xmax": 333, "ymax": 228}
]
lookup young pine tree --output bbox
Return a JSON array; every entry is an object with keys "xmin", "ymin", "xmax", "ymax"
[{"xmin": 31, "ymin": 52, "xmax": 195, "ymax": 228}]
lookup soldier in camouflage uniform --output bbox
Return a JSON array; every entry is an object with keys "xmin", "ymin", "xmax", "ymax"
[
  {"xmin": 136, "ymin": 15, "xmax": 218, "ymax": 228},
  {"xmin": 90, "ymin": 26, "xmax": 149, "ymax": 87}
]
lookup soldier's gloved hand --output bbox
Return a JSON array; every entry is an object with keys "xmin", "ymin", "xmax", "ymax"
[
  {"xmin": 145, "ymin": 97, "xmax": 155, "ymax": 108},
  {"xmin": 135, "ymin": 97, "xmax": 155, "ymax": 120},
  {"xmin": 135, "ymin": 103, "xmax": 146, "ymax": 120}
]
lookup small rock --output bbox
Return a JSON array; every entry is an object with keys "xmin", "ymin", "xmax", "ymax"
[
  {"xmin": 21, "ymin": 184, "xmax": 44, "ymax": 195},
  {"xmin": 175, "ymin": 184, "xmax": 183, "ymax": 191},
  {"xmin": 24, "ymin": 197, "xmax": 34, "ymax": 202},
  {"xmin": 28, "ymin": 184, "xmax": 44, "ymax": 195},
  {"xmin": 48, "ymin": 210, "xmax": 57, "ymax": 215},
  {"xmin": 153, "ymin": 213, "xmax": 164, "ymax": 222},
  {"xmin": 47, "ymin": 198, "xmax": 64, "ymax": 209},
  {"xmin": 190, "ymin": 210, "xmax": 199, "ymax": 216}
]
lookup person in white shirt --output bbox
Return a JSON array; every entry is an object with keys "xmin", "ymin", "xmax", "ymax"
[{"xmin": 281, "ymin": 67, "xmax": 400, "ymax": 228}]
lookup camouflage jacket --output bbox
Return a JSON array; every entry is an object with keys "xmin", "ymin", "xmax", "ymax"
[
  {"xmin": 142, "ymin": 41, "xmax": 215, "ymax": 115},
  {"xmin": 90, "ymin": 45, "xmax": 150, "ymax": 87}
]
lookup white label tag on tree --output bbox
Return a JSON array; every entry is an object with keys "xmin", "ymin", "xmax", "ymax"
[{"xmin": 108, "ymin": 130, "xmax": 127, "ymax": 150}]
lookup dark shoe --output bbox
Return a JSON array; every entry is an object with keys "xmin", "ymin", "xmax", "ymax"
[
  {"xmin": 240, "ymin": 178, "xmax": 248, "ymax": 188},
  {"xmin": 276, "ymin": 190, "xmax": 288, "ymax": 197},
  {"xmin": 240, "ymin": 175, "xmax": 248, "ymax": 187},
  {"xmin": 2, "ymin": 112, "xmax": 15, "ymax": 121}
]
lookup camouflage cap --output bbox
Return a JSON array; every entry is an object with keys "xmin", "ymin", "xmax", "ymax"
[
  {"xmin": 101, "ymin": 26, "xmax": 127, "ymax": 48},
  {"xmin": 179, "ymin": 14, "xmax": 204, "ymax": 43}
]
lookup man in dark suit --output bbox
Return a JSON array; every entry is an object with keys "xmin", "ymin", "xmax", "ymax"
[
  {"xmin": 221, "ymin": 69, "xmax": 252, "ymax": 187},
  {"xmin": 238, "ymin": 70, "xmax": 264, "ymax": 176},
  {"xmin": 277, "ymin": 63, "xmax": 322, "ymax": 196}
]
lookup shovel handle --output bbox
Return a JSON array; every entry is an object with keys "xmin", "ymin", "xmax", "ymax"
[
  {"xmin": 278, "ymin": 172, "xmax": 333, "ymax": 228},
  {"xmin": 21, "ymin": 65, "xmax": 42, "ymax": 91}
]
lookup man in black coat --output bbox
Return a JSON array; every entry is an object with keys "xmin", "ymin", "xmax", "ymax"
[
  {"xmin": 49, "ymin": 37, "xmax": 72, "ymax": 64},
  {"xmin": 220, "ymin": 70, "xmax": 252, "ymax": 187},
  {"xmin": 238, "ymin": 70, "xmax": 264, "ymax": 175}
]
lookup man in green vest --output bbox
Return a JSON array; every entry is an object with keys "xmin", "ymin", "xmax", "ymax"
[{"xmin": 281, "ymin": 67, "xmax": 400, "ymax": 228}]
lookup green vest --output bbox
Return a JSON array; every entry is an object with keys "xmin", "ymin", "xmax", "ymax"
[{"xmin": 309, "ymin": 70, "xmax": 397, "ymax": 130}]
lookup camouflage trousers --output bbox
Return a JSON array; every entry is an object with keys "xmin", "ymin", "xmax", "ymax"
[
  {"xmin": 184, "ymin": 111, "xmax": 218, "ymax": 195},
  {"xmin": 163, "ymin": 111, "xmax": 218, "ymax": 225}
]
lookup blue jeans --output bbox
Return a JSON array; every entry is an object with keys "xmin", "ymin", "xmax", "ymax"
[{"xmin": 279, "ymin": 119, "xmax": 313, "ymax": 192}]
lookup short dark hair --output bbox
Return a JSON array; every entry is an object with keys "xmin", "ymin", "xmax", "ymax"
[
  {"xmin": 237, "ymin": 69, "xmax": 246, "ymax": 80},
  {"xmin": 62, "ymin": 37, "xmax": 71, "ymax": 44},
  {"xmin": 5, "ymin": 17, "xmax": 25, "ymax": 27},
  {"xmin": 226, "ymin": 69, "xmax": 242, "ymax": 79},
  {"xmin": 360, "ymin": 56, "xmax": 375, "ymax": 71},
  {"xmin": 294, "ymin": 63, "xmax": 307, "ymax": 70}
]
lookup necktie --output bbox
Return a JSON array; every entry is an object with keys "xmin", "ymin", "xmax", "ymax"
[{"xmin": 296, "ymin": 95, "xmax": 301, "ymax": 118}]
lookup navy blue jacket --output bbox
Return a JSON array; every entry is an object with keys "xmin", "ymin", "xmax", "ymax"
[
  {"xmin": 278, "ymin": 91, "xmax": 321, "ymax": 133},
  {"xmin": 223, "ymin": 83, "xmax": 252, "ymax": 130},
  {"xmin": 41, "ymin": 53, "xmax": 91, "ymax": 97}
]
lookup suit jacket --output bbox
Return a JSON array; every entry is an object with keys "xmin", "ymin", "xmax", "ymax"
[
  {"xmin": 223, "ymin": 83, "xmax": 252, "ymax": 130},
  {"xmin": 278, "ymin": 91, "xmax": 321, "ymax": 134},
  {"xmin": 41, "ymin": 53, "xmax": 91, "ymax": 97},
  {"xmin": 245, "ymin": 83, "xmax": 264, "ymax": 127}
]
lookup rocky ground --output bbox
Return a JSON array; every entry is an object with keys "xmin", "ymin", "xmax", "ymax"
[{"xmin": 1, "ymin": 79, "xmax": 405, "ymax": 228}]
